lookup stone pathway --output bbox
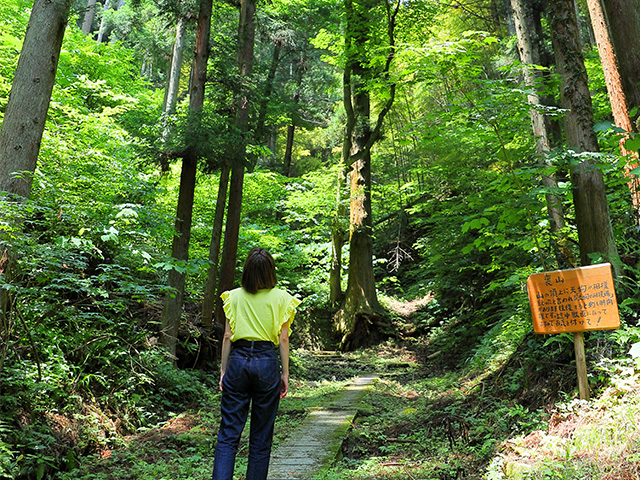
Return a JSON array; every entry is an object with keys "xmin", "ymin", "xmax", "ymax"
[{"xmin": 267, "ymin": 374, "xmax": 378, "ymax": 480}]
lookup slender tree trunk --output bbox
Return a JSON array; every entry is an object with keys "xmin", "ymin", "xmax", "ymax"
[
  {"xmin": 283, "ymin": 124, "xmax": 295, "ymax": 176},
  {"xmin": 160, "ymin": 0, "xmax": 212, "ymax": 361},
  {"xmin": 96, "ymin": 0, "xmax": 110, "ymax": 44},
  {"xmin": 330, "ymin": 165, "xmax": 347, "ymax": 308},
  {"xmin": 587, "ymin": 0, "xmax": 640, "ymax": 212},
  {"xmin": 164, "ymin": 16, "xmax": 187, "ymax": 116},
  {"xmin": 201, "ymin": 162, "xmax": 230, "ymax": 333},
  {"xmin": 255, "ymin": 40, "xmax": 282, "ymax": 148},
  {"xmin": 215, "ymin": 0, "xmax": 256, "ymax": 325},
  {"xmin": 81, "ymin": 0, "xmax": 97, "ymax": 34},
  {"xmin": 283, "ymin": 58, "xmax": 305, "ymax": 177},
  {"xmin": 510, "ymin": 0, "xmax": 570, "ymax": 266},
  {"xmin": 548, "ymin": 0, "xmax": 620, "ymax": 274},
  {"xmin": 160, "ymin": 15, "xmax": 188, "ymax": 171}
]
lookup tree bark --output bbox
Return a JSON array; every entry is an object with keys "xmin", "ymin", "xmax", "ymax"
[
  {"xmin": 255, "ymin": 40, "xmax": 282, "ymax": 148},
  {"xmin": 602, "ymin": 0, "xmax": 640, "ymax": 115},
  {"xmin": 96, "ymin": 0, "xmax": 110, "ymax": 44},
  {"xmin": 163, "ymin": 16, "xmax": 187, "ymax": 116},
  {"xmin": 201, "ymin": 162, "xmax": 230, "ymax": 333},
  {"xmin": 510, "ymin": 0, "xmax": 569, "ymax": 265},
  {"xmin": 335, "ymin": 0, "xmax": 400, "ymax": 350},
  {"xmin": 283, "ymin": 124, "xmax": 295, "ymax": 176},
  {"xmin": 0, "ymin": 0, "xmax": 71, "ymax": 324},
  {"xmin": 81, "ymin": 0, "xmax": 97, "ymax": 35},
  {"xmin": 587, "ymin": 0, "xmax": 640, "ymax": 211},
  {"xmin": 160, "ymin": 0, "xmax": 212, "ymax": 360},
  {"xmin": 330, "ymin": 165, "xmax": 347, "ymax": 308},
  {"xmin": 283, "ymin": 58, "xmax": 305, "ymax": 177},
  {"xmin": 0, "ymin": 0, "xmax": 71, "ymax": 199},
  {"xmin": 548, "ymin": 0, "xmax": 620, "ymax": 274},
  {"xmin": 215, "ymin": 0, "xmax": 256, "ymax": 325}
]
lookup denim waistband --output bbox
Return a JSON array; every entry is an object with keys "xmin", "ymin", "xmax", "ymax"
[{"xmin": 232, "ymin": 339, "xmax": 274, "ymax": 349}]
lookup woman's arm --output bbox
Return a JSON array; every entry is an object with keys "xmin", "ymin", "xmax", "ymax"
[
  {"xmin": 219, "ymin": 319, "xmax": 232, "ymax": 391},
  {"xmin": 278, "ymin": 320, "xmax": 290, "ymax": 399}
]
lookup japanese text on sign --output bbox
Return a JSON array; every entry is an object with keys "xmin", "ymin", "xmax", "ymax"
[{"xmin": 527, "ymin": 263, "xmax": 619, "ymax": 334}]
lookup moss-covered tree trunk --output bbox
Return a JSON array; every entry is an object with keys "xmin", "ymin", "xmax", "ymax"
[
  {"xmin": 337, "ymin": 66, "xmax": 383, "ymax": 349},
  {"xmin": 335, "ymin": 0, "xmax": 400, "ymax": 350}
]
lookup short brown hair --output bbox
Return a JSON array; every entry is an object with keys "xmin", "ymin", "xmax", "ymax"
[{"xmin": 241, "ymin": 247, "xmax": 277, "ymax": 294}]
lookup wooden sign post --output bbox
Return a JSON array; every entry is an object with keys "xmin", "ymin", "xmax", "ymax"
[{"xmin": 526, "ymin": 263, "xmax": 620, "ymax": 400}]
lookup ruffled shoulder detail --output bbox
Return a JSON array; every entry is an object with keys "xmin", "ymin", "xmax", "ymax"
[
  {"xmin": 279, "ymin": 291, "xmax": 302, "ymax": 337},
  {"xmin": 220, "ymin": 290, "xmax": 235, "ymax": 334}
]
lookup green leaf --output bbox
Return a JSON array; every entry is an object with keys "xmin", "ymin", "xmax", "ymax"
[
  {"xmin": 623, "ymin": 136, "xmax": 640, "ymax": 152},
  {"xmin": 594, "ymin": 121, "xmax": 622, "ymax": 133},
  {"xmin": 629, "ymin": 342, "xmax": 640, "ymax": 360},
  {"xmin": 462, "ymin": 217, "xmax": 490, "ymax": 233},
  {"xmin": 0, "ymin": 32, "xmax": 22, "ymax": 51},
  {"xmin": 101, "ymin": 226, "xmax": 119, "ymax": 242}
]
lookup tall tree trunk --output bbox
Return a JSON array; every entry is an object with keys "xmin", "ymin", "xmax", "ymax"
[
  {"xmin": 510, "ymin": 0, "xmax": 569, "ymax": 265},
  {"xmin": 96, "ymin": 0, "xmax": 110, "ymax": 44},
  {"xmin": 335, "ymin": 0, "xmax": 400, "ymax": 350},
  {"xmin": 283, "ymin": 58, "xmax": 305, "ymax": 177},
  {"xmin": 81, "ymin": 0, "xmax": 97, "ymax": 35},
  {"xmin": 215, "ymin": 0, "xmax": 256, "ymax": 326},
  {"xmin": 163, "ymin": 16, "xmax": 187, "ymax": 116},
  {"xmin": 160, "ymin": 15, "xmax": 188, "ymax": 171},
  {"xmin": 0, "ymin": 0, "xmax": 71, "ymax": 199},
  {"xmin": 201, "ymin": 162, "xmax": 230, "ymax": 333},
  {"xmin": 255, "ymin": 40, "xmax": 282, "ymax": 149},
  {"xmin": 0, "ymin": 0, "xmax": 71, "ymax": 319},
  {"xmin": 587, "ymin": 0, "xmax": 640, "ymax": 211},
  {"xmin": 330, "ymin": 166, "xmax": 347, "ymax": 308},
  {"xmin": 160, "ymin": 0, "xmax": 212, "ymax": 361},
  {"xmin": 548, "ymin": 0, "xmax": 620, "ymax": 274},
  {"xmin": 602, "ymin": 0, "xmax": 640, "ymax": 114},
  {"xmin": 283, "ymin": 124, "xmax": 295, "ymax": 177}
]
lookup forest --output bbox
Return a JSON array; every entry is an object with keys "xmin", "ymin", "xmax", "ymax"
[{"xmin": 1, "ymin": 0, "xmax": 640, "ymax": 478}]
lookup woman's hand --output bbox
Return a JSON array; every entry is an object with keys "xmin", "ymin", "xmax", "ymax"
[
  {"xmin": 219, "ymin": 371, "xmax": 225, "ymax": 392},
  {"xmin": 280, "ymin": 374, "xmax": 289, "ymax": 399}
]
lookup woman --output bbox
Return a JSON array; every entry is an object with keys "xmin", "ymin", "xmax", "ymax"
[{"xmin": 212, "ymin": 247, "xmax": 301, "ymax": 480}]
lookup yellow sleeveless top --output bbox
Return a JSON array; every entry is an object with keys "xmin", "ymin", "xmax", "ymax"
[{"xmin": 221, "ymin": 287, "xmax": 301, "ymax": 346}]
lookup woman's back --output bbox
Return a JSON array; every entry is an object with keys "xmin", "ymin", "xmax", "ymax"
[{"xmin": 221, "ymin": 287, "xmax": 298, "ymax": 345}]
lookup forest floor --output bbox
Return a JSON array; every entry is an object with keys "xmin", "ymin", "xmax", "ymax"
[{"xmin": 54, "ymin": 297, "xmax": 640, "ymax": 480}]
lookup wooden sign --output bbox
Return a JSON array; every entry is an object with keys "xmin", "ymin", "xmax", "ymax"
[{"xmin": 527, "ymin": 263, "xmax": 619, "ymax": 334}]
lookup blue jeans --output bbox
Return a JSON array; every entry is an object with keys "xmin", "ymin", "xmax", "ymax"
[{"xmin": 212, "ymin": 342, "xmax": 281, "ymax": 480}]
